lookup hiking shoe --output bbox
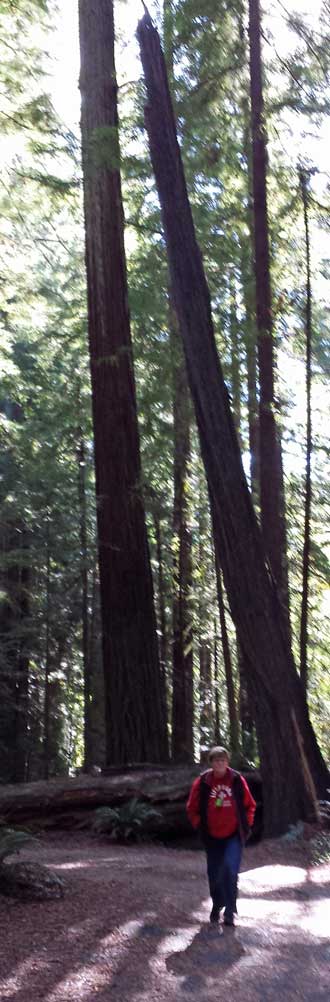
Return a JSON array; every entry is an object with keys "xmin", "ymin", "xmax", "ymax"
[
  {"xmin": 223, "ymin": 913, "xmax": 234, "ymax": 927},
  {"xmin": 210, "ymin": 905, "xmax": 220, "ymax": 923}
]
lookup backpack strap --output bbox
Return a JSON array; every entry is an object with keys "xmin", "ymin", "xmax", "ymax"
[
  {"xmin": 231, "ymin": 770, "xmax": 250, "ymax": 842},
  {"xmin": 199, "ymin": 769, "xmax": 212, "ymax": 842}
]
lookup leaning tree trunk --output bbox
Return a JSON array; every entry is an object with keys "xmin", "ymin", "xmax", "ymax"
[
  {"xmin": 248, "ymin": 0, "xmax": 291, "ymax": 642},
  {"xmin": 137, "ymin": 12, "xmax": 329, "ymax": 834},
  {"xmin": 299, "ymin": 168, "xmax": 312, "ymax": 699},
  {"xmin": 78, "ymin": 0, "xmax": 168, "ymax": 763}
]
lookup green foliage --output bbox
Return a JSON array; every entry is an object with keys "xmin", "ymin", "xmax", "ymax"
[
  {"xmin": 0, "ymin": 0, "xmax": 329, "ymax": 779},
  {"xmin": 92, "ymin": 799, "xmax": 162, "ymax": 842}
]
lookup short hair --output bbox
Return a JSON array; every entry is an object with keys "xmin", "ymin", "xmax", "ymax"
[{"xmin": 208, "ymin": 746, "xmax": 229, "ymax": 762}]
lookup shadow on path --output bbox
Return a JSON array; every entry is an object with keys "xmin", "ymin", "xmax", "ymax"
[{"xmin": 166, "ymin": 923, "xmax": 244, "ymax": 993}]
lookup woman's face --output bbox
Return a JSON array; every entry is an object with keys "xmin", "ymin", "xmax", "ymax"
[{"xmin": 211, "ymin": 755, "xmax": 229, "ymax": 779}]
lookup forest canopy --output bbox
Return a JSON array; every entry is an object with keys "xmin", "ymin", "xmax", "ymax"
[{"xmin": 0, "ymin": 0, "xmax": 329, "ymax": 834}]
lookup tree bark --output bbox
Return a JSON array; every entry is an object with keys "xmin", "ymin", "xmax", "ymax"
[
  {"xmin": 248, "ymin": 0, "xmax": 291, "ymax": 637},
  {"xmin": 137, "ymin": 12, "xmax": 328, "ymax": 833},
  {"xmin": 299, "ymin": 168, "xmax": 312, "ymax": 698},
  {"xmin": 78, "ymin": 0, "xmax": 167, "ymax": 763}
]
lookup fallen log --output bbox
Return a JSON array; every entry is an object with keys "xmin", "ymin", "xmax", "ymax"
[{"xmin": 0, "ymin": 766, "xmax": 262, "ymax": 838}]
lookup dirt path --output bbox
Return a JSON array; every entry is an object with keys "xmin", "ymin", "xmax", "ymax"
[{"xmin": 0, "ymin": 833, "xmax": 329, "ymax": 1001}]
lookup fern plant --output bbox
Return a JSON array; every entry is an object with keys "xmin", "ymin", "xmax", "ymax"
[
  {"xmin": 92, "ymin": 798, "xmax": 162, "ymax": 842},
  {"xmin": 0, "ymin": 827, "xmax": 35, "ymax": 864}
]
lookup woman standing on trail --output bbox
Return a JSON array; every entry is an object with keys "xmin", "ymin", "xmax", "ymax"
[{"xmin": 187, "ymin": 746, "xmax": 256, "ymax": 927}]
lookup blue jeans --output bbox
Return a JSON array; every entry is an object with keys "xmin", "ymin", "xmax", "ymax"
[{"xmin": 206, "ymin": 833, "xmax": 242, "ymax": 918}]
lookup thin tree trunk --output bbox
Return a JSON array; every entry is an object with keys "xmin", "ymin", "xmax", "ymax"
[
  {"xmin": 229, "ymin": 272, "xmax": 241, "ymax": 444},
  {"xmin": 199, "ymin": 643, "xmax": 213, "ymax": 761},
  {"xmin": 299, "ymin": 168, "xmax": 313, "ymax": 698},
  {"xmin": 213, "ymin": 625, "xmax": 221, "ymax": 744},
  {"xmin": 88, "ymin": 560, "xmax": 106, "ymax": 766},
  {"xmin": 13, "ymin": 529, "xmax": 30, "ymax": 783},
  {"xmin": 248, "ymin": 0, "xmax": 291, "ymax": 633},
  {"xmin": 154, "ymin": 514, "xmax": 168, "ymax": 685},
  {"xmin": 229, "ymin": 263, "xmax": 255, "ymax": 757},
  {"xmin": 137, "ymin": 13, "xmax": 328, "ymax": 831},
  {"xmin": 241, "ymin": 88, "xmax": 260, "ymax": 507},
  {"xmin": 171, "ymin": 340, "xmax": 194, "ymax": 762},
  {"xmin": 43, "ymin": 522, "xmax": 51, "ymax": 781},
  {"xmin": 198, "ymin": 499, "xmax": 214, "ymax": 760},
  {"xmin": 78, "ymin": 0, "xmax": 168, "ymax": 763},
  {"xmin": 215, "ymin": 554, "xmax": 240, "ymax": 759},
  {"xmin": 238, "ymin": 642, "xmax": 256, "ymax": 761},
  {"xmin": 76, "ymin": 423, "xmax": 91, "ymax": 769},
  {"xmin": 153, "ymin": 512, "xmax": 169, "ymax": 744},
  {"xmin": 163, "ymin": 0, "xmax": 194, "ymax": 763}
]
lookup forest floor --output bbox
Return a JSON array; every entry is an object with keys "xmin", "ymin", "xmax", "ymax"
[{"xmin": 0, "ymin": 831, "xmax": 329, "ymax": 1002}]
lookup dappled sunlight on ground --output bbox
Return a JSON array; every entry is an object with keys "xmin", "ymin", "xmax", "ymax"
[
  {"xmin": 0, "ymin": 835, "xmax": 329, "ymax": 1001},
  {"xmin": 242, "ymin": 863, "xmax": 307, "ymax": 887}
]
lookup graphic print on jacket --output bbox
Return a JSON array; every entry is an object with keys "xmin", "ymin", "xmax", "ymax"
[{"xmin": 207, "ymin": 779, "xmax": 239, "ymax": 837}]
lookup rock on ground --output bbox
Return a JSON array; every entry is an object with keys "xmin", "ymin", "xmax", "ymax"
[{"xmin": 0, "ymin": 860, "xmax": 65, "ymax": 900}]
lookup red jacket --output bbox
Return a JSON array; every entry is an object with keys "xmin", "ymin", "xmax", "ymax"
[{"xmin": 187, "ymin": 767, "xmax": 256, "ymax": 840}]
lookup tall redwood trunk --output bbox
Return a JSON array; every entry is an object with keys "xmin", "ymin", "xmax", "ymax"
[
  {"xmin": 248, "ymin": 0, "xmax": 291, "ymax": 632},
  {"xmin": 78, "ymin": 0, "xmax": 167, "ymax": 763},
  {"xmin": 299, "ymin": 168, "xmax": 312, "ymax": 698},
  {"xmin": 137, "ymin": 13, "xmax": 329, "ymax": 832}
]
